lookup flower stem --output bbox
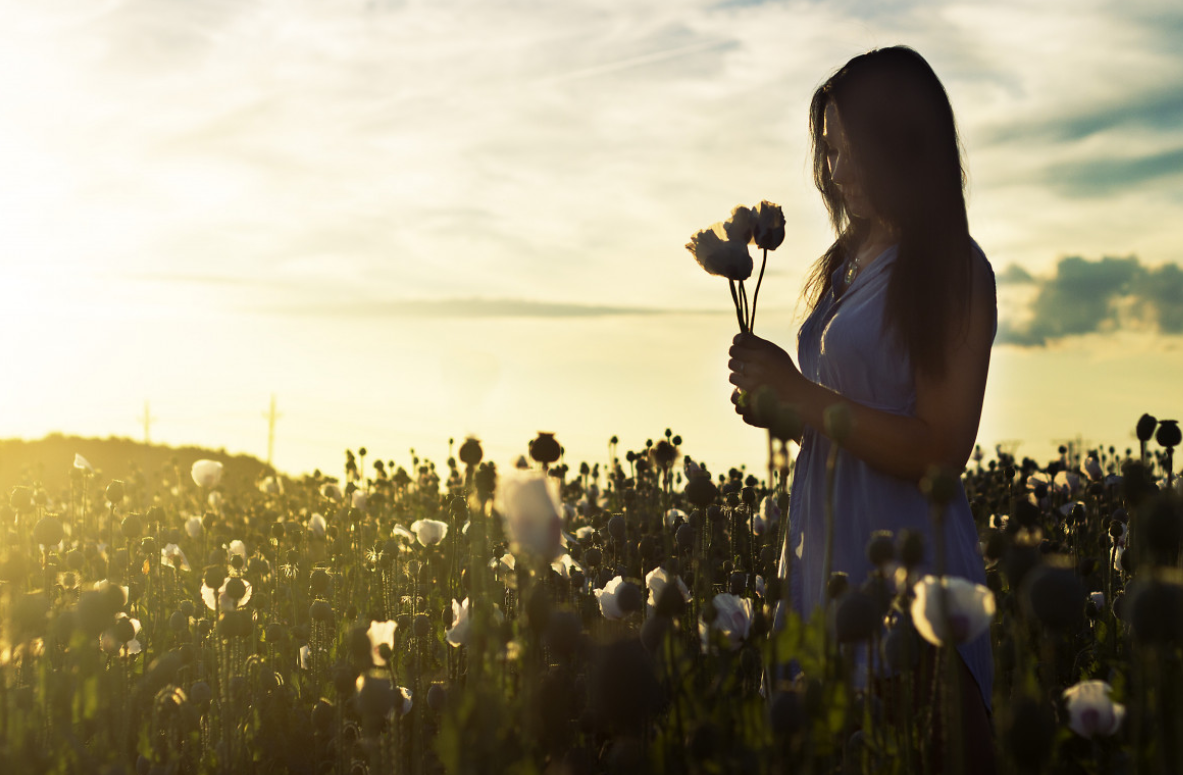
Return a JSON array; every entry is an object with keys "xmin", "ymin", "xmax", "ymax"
[
  {"xmin": 729, "ymin": 280, "xmax": 747, "ymax": 333},
  {"xmin": 750, "ymin": 248, "xmax": 768, "ymax": 332}
]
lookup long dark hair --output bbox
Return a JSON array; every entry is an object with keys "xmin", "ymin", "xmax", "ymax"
[{"xmin": 801, "ymin": 46, "xmax": 974, "ymax": 380}]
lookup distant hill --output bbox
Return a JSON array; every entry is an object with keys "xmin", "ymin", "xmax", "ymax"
[{"xmin": 0, "ymin": 434, "xmax": 277, "ymax": 498}]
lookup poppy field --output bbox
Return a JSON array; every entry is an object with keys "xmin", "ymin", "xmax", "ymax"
[{"xmin": 1, "ymin": 415, "xmax": 1182, "ymax": 775}]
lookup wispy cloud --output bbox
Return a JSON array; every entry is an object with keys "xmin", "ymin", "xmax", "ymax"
[{"xmin": 267, "ymin": 297, "xmax": 728, "ymax": 319}]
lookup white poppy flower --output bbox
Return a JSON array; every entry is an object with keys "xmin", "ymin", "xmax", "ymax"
[
  {"xmin": 185, "ymin": 516, "xmax": 203, "ymax": 539},
  {"xmin": 551, "ymin": 553, "xmax": 583, "ymax": 580},
  {"xmin": 410, "ymin": 519, "xmax": 448, "ymax": 547},
  {"xmin": 259, "ymin": 476, "xmax": 283, "ymax": 495},
  {"xmin": 307, "ymin": 514, "xmax": 327, "ymax": 539},
  {"xmin": 446, "ymin": 598, "xmax": 471, "ymax": 647},
  {"xmin": 645, "ymin": 566, "xmax": 690, "ymax": 616},
  {"xmin": 393, "ymin": 525, "xmax": 415, "ymax": 542},
  {"xmin": 367, "ymin": 620, "xmax": 397, "ymax": 666},
  {"xmin": 299, "ymin": 644, "xmax": 310, "ymax": 670},
  {"xmin": 191, "ymin": 460, "xmax": 224, "ymax": 489},
  {"xmin": 700, "ymin": 593, "xmax": 752, "ymax": 651},
  {"xmin": 1054, "ymin": 470, "xmax": 1082, "ymax": 497},
  {"xmin": 760, "ymin": 495, "xmax": 781, "ymax": 525},
  {"xmin": 685, "ymin": 217, "xmax": 753, "ymax": 282},
  {"xmin": 910, "ymin": 575, "xmax": 995, "ymax": 647},
  {"xmin": 395, "ymin": 687, "xmax": 413, "ymax": 717},
  {"xmin": 321, "ymin": 483, "xmax": 342, "ymax": 501},
  {"xmin": 351, "ymin": 490, "xmax": 368, "ymax": 510},
  {"xmin": 74, "ymin": 454, "xmax": 94, "ymax": 473},
  {"xmin": 161, "ymin": 544, "xmax": 190, "ymax": 572},
  {"xmin": 595, "ymin": 576, "xmax": 627, "ymax": 620},
  {"xmin": 1063, "ymin": 680, "xmax": 1125, "ymax": 738},
  {"xmin": 575, "ymin": 526, "xmax": 595, "ymax": 541},
  {"xmin": 496, "ymin": 471, "xmax": 562, "ymax": 563},
  {"xmin": 227, "ymin": 540, "xmax": 248, "ymax": 562},
  {"xmin": 1081, "ymin": 456, "xmax": 1103, "ymax": 481}
]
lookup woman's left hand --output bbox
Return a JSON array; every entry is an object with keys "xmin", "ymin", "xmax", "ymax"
[{"xmin": 728, "ymin": 332, "xmax": 807, "ymax": 402}]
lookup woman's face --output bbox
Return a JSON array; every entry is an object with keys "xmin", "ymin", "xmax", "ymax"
[{"xmin": 822, "ymin": 101, "xmax": 878, "ymax": 222}]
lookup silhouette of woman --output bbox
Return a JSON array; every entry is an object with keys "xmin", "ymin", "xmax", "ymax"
[{"xmin": 726, "ymin": 46, "xmax": 997, "ymax": 773}]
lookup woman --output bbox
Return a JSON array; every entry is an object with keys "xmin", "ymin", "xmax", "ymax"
[{"xmin": 726, "ymin": 47, "xmax": 996, "ymax": 770}]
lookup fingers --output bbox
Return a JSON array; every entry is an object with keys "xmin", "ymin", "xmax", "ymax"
[
  {"xmin": 728, "ymin": 370, "xmax": 757, "ymax": 391},
  {"xmin": 727, "ymin": 358, "xmax": 760, "ymax": 379}
]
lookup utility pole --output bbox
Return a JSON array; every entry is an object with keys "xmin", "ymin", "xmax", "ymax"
[
  {"xmin": 263, "ymin": 395, "xmax": 281, "ymax": 469},
  {"xmin": 140, "ymin": 401, "xmax": 156, "ymax": 444}
]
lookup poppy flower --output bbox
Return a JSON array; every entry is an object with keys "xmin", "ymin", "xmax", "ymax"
[
  {"xmin": 910, "ymin": 575, "xmax": 995, "ymax": 646},
  {"xmin": 1062, "ymin": 680, "xmax": 1125, "ymax": 738}
]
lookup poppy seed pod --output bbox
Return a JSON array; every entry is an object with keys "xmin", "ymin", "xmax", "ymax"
[
  {"xmin": 920, "ymin": 467, "xmax": 960, "ymax": 507},
  {"xmin": 223, "ymin": 578, "xmax": 247, "ymax": 601},
  {"xmin": 614, "ymin": 582, "xmax": 644, "ymax": 615},
  {"xmin": 1158, "ymin": 420, "xmax": 1182, "ymax": 449},
  {"xmin": 1136, "ymin": 413, "xmax": 1158, "ymax": 442},
  {"xmin": 607, "ymin": 515, "xmax": 626, "ymax": 542},
  {"xmin": 833, "ymin": 591, "xmax": 881, "ymax": 643},
  {"xmin": 412, "ymin": 613, "xmax": 431, "ymax": 638},
  {"xmin": 458, "ymin": 437, "xmax": 483, "ymax": 467},
  {"xmin": 866, "ymin": 531, "xmax": 895, "ymax": 567},
  {"xmin": 1127, "ymin": 577, "xmax": 1183, "ymax": 645},
  {"xmin": 218, "ymin": 610, "xmax": 252, "ymax": 639},
  {"xmin": 826, "ymin": 572, "xmax": 849, "ymax": 600},
  {"xmin": 105, "ymin": 480, "xmax": 125, "ymax": 505},
  {"xmin": 771, "ymin": 404, "xmax": 804, "ymax": 444},
  {"xmin": 684, "ymin": 476, "xmax": 718, "ymax": 508},
  {"xmin": 1021, "ymin": 562, "xmax": 1086, "ymax": 633},
  {"xmin": 1139, "ymin": 493, "xmax": 1183, "ymax": 566},
  {"xmin": 202, "ymin": 566, "xmax": 226, "ymax": 590},
  {"xmin": 120, "ymin": 513, "xmax": 143, "ymax": 539},
  {"xmin": 309, "ymin": 600, "xmax": 334, "ymax": 622},
  {"xmin": 529, "ymin": 432, "xmax": 561, "ymax": 466},
  {"xmin": 9, "ymin": 487, "xmax": 34, "ymax": 513},
  {"xmin": 651, "ymin": 440, "xmax": 678, "ymax": 469},
  {"xmin": 33, "ymin": 516, "xmax": 64, "ymax": 548},
  {"xmin": 897, "ymin": 530, "xmax": 925, "ymax": 570}
]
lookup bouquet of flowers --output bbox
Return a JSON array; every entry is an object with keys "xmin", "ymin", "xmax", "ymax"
[{"xmin": 685, "ymin": 201, "xmax": 785, "ymax": 333}]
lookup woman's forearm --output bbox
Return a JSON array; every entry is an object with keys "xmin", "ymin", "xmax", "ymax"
[{"xmin": 793, "ymin": 380, "xmax": 962, "ymax": 483}]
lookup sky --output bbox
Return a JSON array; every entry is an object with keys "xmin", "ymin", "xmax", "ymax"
[{"xmin": 0, "ymin": 0, "xmax": 1181, "ymax": 481}]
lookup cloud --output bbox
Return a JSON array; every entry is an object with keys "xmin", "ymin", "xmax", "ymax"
[
  {"xmin": 269, "ymin": 297, "xmax": 726, "ymax": 319},
  {"xmin": 996, "ymin": 263, "xmax": 1034, "ymax": 285},
  {"xmin": 998, "ymin": 256, "xmax": 1183, "ymax": 346},
  {"xmin": 1042, "ymin": 146, "xmax": 1183, "ymax": 198}
]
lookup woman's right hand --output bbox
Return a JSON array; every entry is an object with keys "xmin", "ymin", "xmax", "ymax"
[{"xmin": 730, "ymin": 387, "xmax": 768, "ymax": 429}]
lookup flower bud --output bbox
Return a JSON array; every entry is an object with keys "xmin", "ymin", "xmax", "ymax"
[{"xmin": 1136, "ymin": 413, "xmax": 1158, "ymax": 442}]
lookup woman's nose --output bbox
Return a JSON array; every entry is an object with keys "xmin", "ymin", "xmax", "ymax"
[{"xmin": 831, "ymin": 153, "xmax": 853, "ymax": 186}]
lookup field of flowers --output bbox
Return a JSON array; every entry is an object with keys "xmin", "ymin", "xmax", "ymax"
[{"xmin": 1, "ymin": 415, "xmax": 1181, "ymax": 775}]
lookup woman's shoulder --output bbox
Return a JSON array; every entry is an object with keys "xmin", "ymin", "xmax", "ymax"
[
  {"xmin": 968, "ymin": 237, "xmax": 998, "ymax": 331},
  {"xmin": 969, "ymin": 238, "xmax": 995, "ymax": 284}
]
